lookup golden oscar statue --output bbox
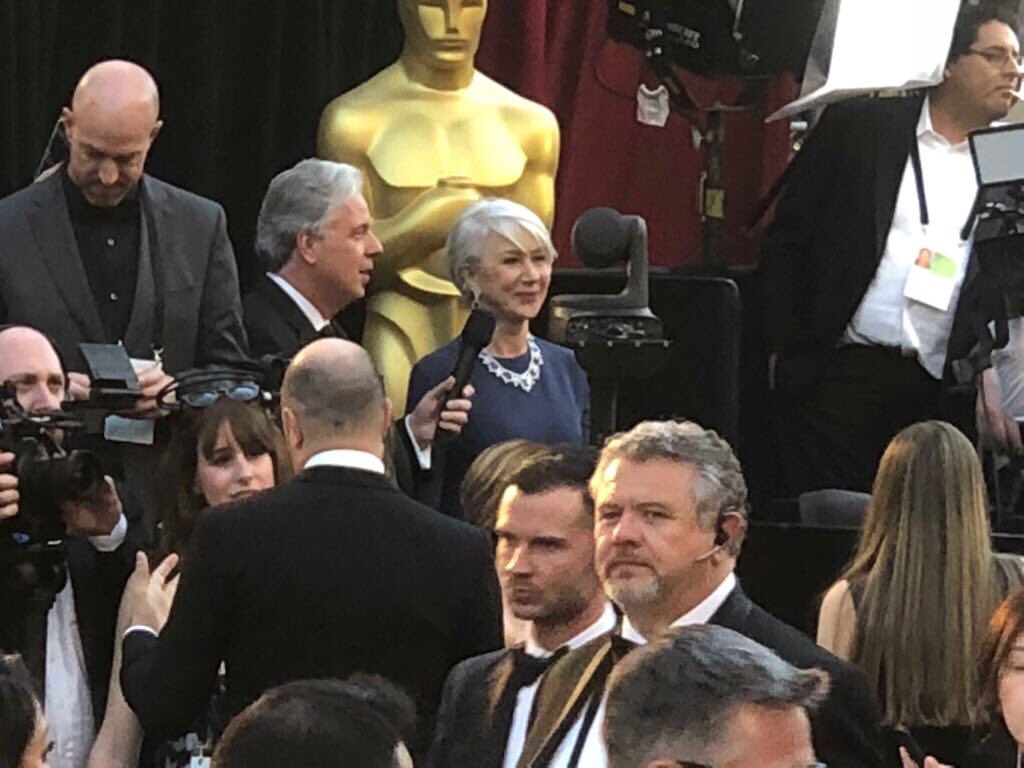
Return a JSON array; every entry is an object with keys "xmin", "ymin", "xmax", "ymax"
[{"xmin": 318, "ymin": 0, "xmax": 560, "ymax": 411}]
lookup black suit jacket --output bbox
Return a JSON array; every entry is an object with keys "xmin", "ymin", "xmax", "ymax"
[
  {"xmin": 120, "ymin": 465, "xmax": 502, "ymax": 753},
  {"xmin": 242, "ymin": 275, "xmax": 348, "ymax": 359},
  {"xmin": 760, "ymin": 93, "xmax": 981, "ymax": 390},
  {"xmin": 0, "ymin": 170, "xmax": 248, "ymax": 373},
  {"xmin": 517, "ymin": 585, "xmax": 888, "ymax": 768},
  {"xmin": 242, "ymin": 274, "xmax": 424, "ymax": 497},
  {"xmin": 429, "ymin": 648, "xmax": 515, "ymax": 768}
]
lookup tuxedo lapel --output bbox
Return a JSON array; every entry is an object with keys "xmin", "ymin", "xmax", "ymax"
[
  {"xmin": 707, "ymin": 583, "xmax": 753, "ymax": 630},
  {"xmin": 28, "ymin": 173, "xmax": 105, "ymax": 342},
  {"xmin": 480, "ymin": 651, "xmax": 519, "ymax": 768},
  {"xmin": 516, "ymin": 637, "xmax": 615, "ymax": 768}
]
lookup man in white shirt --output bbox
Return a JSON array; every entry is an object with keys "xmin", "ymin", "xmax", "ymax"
[
  {"xmin": 0, "ymin": 325, "xmax": 136, "ymax": 768},
  {"xmin": 514, "ymin": 420, "xmax": 885, "ymax": 768},
  {"xmin": 241, "ymin": 158, "xmax": 471, "ymax": 499},
  {"xmin": 429, "ymin": 445, "xmax": 616, "ymax": 768},
  {"xmin": 603, "ymin": 624, "xmax": 827, "ymax": 768},
  {"xmin": 761, "ymin": 4, "xmax": 1023, "ymax": 495}
]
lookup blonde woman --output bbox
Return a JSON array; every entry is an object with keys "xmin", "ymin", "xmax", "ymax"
[{"xmin": 818, "ymin": 421, "xmax": 1024, "ymax": 765}]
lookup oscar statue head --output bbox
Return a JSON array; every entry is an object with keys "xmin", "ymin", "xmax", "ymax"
[{"xmin": 398, "ymin": 0, "xmax": 487, "ymax": 72}]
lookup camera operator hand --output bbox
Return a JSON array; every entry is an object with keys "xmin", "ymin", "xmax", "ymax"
[
  {"xmin": 61, "ymin": 476, "xmax": 124, "ymax": 537},
  {"xmin": 0, "ymin": 452, "xmax": 18, "ymax": 520},
  {"xmin": 67, "ymin": 372, "xmax": 91, "ymax": 401}
]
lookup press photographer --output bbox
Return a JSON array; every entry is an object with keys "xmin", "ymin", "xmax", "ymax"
[{"xmin": 0, "ymin": 324, "xmax": 142, "ymax": 768}]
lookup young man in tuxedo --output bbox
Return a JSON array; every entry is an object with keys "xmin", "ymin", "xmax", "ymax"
[
  {"xmin": 515, "ymin": 420, "xmax": 886, "ymax": 768},
  {"xmin": 429, "ymin": 446, "xmax": 615, "ymax": 768},
  {"xmin": 119, "ymin": 338, "xmax": 502, "ymax": 757}
]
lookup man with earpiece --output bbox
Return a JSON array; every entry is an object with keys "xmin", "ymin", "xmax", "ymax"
[{"xmin": 512, "ymin": 420, "xmax": 887, "ymax": 768}]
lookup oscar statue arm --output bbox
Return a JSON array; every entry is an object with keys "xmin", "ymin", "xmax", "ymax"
[
  {"xmin": 508, "ymin": 104, "xmax": 561, "ymax": 230},
  {"xmin": 318, "ymin": 103, "xmax": 481, "ymax": 284}
]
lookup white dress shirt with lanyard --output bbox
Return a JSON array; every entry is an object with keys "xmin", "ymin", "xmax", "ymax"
[
  {"xmin": 842, "ymin": 95, "xmax": 979, "ymax": 379},
  {"xmin": 542, "ymin": 573, "xmax": 738, "ymax": 768},
  {"xmin": 501, "ymin": 602, "xmax": 617, "ymax": 768}
]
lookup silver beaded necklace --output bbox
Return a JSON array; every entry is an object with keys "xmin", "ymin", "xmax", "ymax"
[{"xmin": 478, "ymin": 336, "xmax": 544, "ymax": 392}]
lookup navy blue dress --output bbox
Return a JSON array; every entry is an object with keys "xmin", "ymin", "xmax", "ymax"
[{"xmin": 407, "ymin": 337, "xmax": 589, "ymax": 518}]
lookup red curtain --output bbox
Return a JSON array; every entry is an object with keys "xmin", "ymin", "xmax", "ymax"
[{"xmin": 476, "ymin": 0, "xmax": 796, "ymax": 267}]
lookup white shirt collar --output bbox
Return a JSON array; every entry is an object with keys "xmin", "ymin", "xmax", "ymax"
[
  {"xmin": 304, "ymin": 449, "xmax": 386, "ymax": 475},
  {"xmin": 524, "ymin": 602, "xmax": 617, "ymax": 659},
  {"xmin": 918, "ymin": 93, "xmax": 972, "ymax": 150},
  {"xmin": 267, "ymin": 271, "xmax": 329, "ymax": 331},
  {"xmin": 621, "ymin": 572, "xmax": 737, "ymax": 644}
]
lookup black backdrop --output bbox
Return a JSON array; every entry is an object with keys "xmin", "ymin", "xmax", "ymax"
[{"xmin": 0, "ymin": 0, "xmax": 405, "ymax": 288}]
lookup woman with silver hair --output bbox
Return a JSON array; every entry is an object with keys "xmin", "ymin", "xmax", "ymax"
[{"xmin": 406, "ymin": 199, "xmax": 588, "ymax": 517}]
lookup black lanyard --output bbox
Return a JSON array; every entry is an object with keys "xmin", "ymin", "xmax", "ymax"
[{"xmin": 909, "ymin": 131, "xmax": 930, "ymax": 228}]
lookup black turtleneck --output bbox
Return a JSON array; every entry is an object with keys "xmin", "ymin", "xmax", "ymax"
[{"xmin": 61, "ymin": 167, "xmax": 140, "ymax": 343}]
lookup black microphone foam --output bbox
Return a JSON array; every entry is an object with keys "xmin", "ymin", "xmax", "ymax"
[
  {"xmin": 435, "ymin": 308, "xmax": 496, "ymax": 443},
  {"xmin": 571, "ymin": 207, "xmax": 631, "ymax": 269}
]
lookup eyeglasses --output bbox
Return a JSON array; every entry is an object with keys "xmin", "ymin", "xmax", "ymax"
[
  {"xmin": 179, "ymin": 382, "xmax": 261, "ymax": 409},
  {"xmin": 967, "ymin": 47, "xmax": 1024, "ymax": 69}
]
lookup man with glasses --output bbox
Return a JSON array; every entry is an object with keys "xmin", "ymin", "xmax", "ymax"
[
  {"xmin": 604, "ymin": 625, "xmax": 827, "ymax": 768},
  {"xmin": 761, "ymin": 3, "xmax": 1023, "ymax": 496}
]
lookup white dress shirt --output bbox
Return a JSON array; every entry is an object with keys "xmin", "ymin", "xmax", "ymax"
[
  {"xmin": 304, "ymin": 449, "xmax": 386, "ymax": 474},
  {"xmin": 502, "ymin": 602, "xmax": 618, "ymax": 768},
  {"xmin": 842, "ymin": 96, "xmax": 979, "ymax": 379},
  {"xmin": 46, "ymin": 514, "xmax": 127, "ymax": 768},
  {"xmin": 266, "ymin": 271, "xmax": 328, "ymax": 331},
  {"xmin": 545, "ymin": 573, "xmax": 739, "ymax": 768}
]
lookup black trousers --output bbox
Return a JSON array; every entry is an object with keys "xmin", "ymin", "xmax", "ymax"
[{"xmin": 771, "ymin": 346, "xmax": 949, "ymax": 496}]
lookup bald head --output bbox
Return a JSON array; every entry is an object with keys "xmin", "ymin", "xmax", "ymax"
[
  {"xmin": 281, "ymin": 339, "xmax": 388, "ymax": 450},
  {"xmin": 72, "ymin": 60, "xmax": 160, "ymax": 118},
  {"xmin": 0, "ymin": 326, "xmax": 66, "ymax": 413},
  {"xmin": 62, "ymin": 60, "xmax": 163, "ymax": 207}
]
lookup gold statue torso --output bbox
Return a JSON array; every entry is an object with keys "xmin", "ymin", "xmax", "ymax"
[{"xmin": 318, "ymin": 63, "xmax": 559, "ymax": 411}]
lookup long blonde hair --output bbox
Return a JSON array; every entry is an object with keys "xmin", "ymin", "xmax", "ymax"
[{"xmin": 843, "ymin": 420, "xmax": 1016, "ymax": 726}]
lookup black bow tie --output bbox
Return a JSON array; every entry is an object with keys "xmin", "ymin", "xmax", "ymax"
[{"xmin": 510, "ymin": 646, "xmax": 569, "ymax": 690}]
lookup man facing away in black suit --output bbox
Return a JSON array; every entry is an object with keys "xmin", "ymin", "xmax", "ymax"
[
  {"xmin": 760, "ymin": 5, "xmax": 1023, "ymax": 496},
  {"xmin": 243, "ymin": 158, "xmax": 473, "ymax": 498},
  {"xmin": 118, "ymin": 338, "xmax": 503, "ymax": 756},
  {"xmin": 430, "ymin": 445, "xmax": 616, "ymax": 768},
  {"xmin": 603, "ymin": 624, "xmax": 828, "ymax": 768},
  {"xmin": 514, "ymin": 420, "xmax": 887, "ymax": 768}
]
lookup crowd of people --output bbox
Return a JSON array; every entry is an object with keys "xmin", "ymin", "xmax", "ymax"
[{"xmin": 4, "ymin": 2, "xmax": 1024, "ymax": 767}]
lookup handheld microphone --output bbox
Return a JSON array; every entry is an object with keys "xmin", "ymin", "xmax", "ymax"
[{"xmin": 434, "ymin": 308, "xmax": 496, "ymax": 446}]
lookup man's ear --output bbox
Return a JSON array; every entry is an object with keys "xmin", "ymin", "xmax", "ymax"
[
  {"xmin": 381, "ymin": 396, "xmax": 394, "ymax": 439},
  {"xmin": 719, "ymin": 510, "xmax": 747, "ymax": 554},
  {"xmin": 281, "ymin": 406, "xmax": 303, "ymax": 452},
  {"xmin": 60, "ymin": 107, "xmax": 74, "ymax": 135},
  {"xmin": 150, "ymin": 119, "xmax": 164, "ymax": 143},
  {"xmin": 295, "ymin": 231, "xmax": 319, "ymax": 266}
]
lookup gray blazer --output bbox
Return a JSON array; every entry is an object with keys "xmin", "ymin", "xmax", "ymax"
[{"xmin": 0, "ymin": 170, "xmax": 248, "ymax": 373}]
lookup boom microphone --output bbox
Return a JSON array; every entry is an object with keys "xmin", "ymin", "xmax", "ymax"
[{"xmin": 434, "ymin": 308, "xmax": 496, "ymax": 445}]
